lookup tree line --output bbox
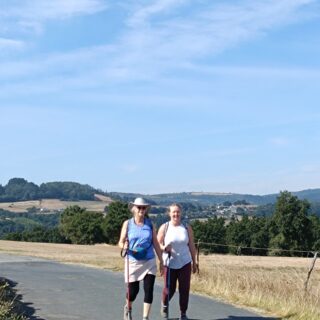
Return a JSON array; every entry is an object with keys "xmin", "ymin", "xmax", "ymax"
[
  {"xmin": 0, "ymin": 178, "xmax": 104, "ymax": 202},
  {"xmin": 3, "ymin": 191, "xmax": 320, "ymax": 256},
  {"xmin": 193, "ymin": 191, "xmax": 320, "ymax": 256},
  {"xmin": 4, "ymin": 201, "xmax": 131, "ymax": 245},
  {"xmin": 0, "ymin": 209, "xmax": 60, "ymax": 238}
]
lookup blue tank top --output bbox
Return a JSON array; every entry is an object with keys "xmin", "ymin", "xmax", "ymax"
[{"xmin": 127, "ymin": 218, "xmax": 155, "ymax": 261}]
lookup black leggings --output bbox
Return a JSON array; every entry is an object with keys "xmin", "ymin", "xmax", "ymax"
[{"xmin": 127, "ymin": 274, "xmax": 155, "ymax": 304}]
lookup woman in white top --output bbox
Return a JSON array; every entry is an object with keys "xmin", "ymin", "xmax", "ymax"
[{"xmin": 157, "ymin": 203, "xmax": 198, "ymax": 320}]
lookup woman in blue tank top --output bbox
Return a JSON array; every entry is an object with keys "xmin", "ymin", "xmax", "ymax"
[{"xmin": 119, "ymin": 197, "xmax": 163, "ymax": 320}]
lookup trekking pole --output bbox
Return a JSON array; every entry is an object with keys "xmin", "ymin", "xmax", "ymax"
[
  {"xmin": 166, "ymin": 251, "xmax": 171, "ymax": 319},
  {"xmin": 121, "ymin": 244, "xmax": 132, "ymax": 320},
  {"xmin": 126, "ymin": 251, "xmax": 132, "ymax": 320}
]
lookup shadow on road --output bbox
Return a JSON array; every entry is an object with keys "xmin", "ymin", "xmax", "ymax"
[
  {"xmin": 214, "ymin": 316, "xmax": 279, "ymax": 320},
  {"xmin": 5, "ymin": 278, "xmax": 46, "ymax": 320},
  {"xmin": 168, "ymin": 317, "xmax": 279, "ymax": 320}
]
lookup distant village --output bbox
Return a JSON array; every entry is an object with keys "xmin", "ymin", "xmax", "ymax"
[{"xmin": 201, "ymin": 202, "xmax": 257, "ymax": 221}]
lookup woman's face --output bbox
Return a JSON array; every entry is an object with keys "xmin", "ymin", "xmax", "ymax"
[
  {"xmin": 135, "ymin": 205, "xmax": 147, "ymax": 218},
  {"xmin": 169, "ymin": 205, "xmax": 181, "ymax": 224}
]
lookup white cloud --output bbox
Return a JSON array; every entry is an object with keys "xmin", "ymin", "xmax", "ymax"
[
  {"xmin": 183, "ymin": 65, "xmax": 320, "ymax": 79},
  {"xmin": 121, "ymin": 164, "xmax": 139, "ymax": 174},
  {"xmin": 0, "ymin": 0, "xmax": 108, "ymax": 20},
  {"xmin": 128, "ymin": 0, "xmax": 187, "ymax": 27},
  {"xmin": 0, "ymin": 37, "xmax": 25, "ymax": 50},
  {"xmin": 300, "ymin": 164, "xmax": 320, "ymax": 173},
  {"xmin": 0, "ymin": 0, "xmax": 108, "ymax": 45},
  {"xmin": 269, "ymin": 137, "xmax": 291, "ymax": 147}
]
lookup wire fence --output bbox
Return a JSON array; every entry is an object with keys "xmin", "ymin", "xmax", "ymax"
[
  {"xmin": 194, "ymin": 240, "xmax": 319, "ymax": 292},
  {"xmin": 196, "ymin": 240, "xmax": 316, "ymax": 257}
]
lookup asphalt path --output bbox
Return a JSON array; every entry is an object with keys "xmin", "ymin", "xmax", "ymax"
[{"xmin": 0, "ymin": 253, "xmax": 278, "ymax": 320}]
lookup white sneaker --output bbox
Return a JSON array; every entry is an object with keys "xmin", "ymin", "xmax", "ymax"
[
  {"xmin": 160, "ymin": 304, "xmax": 168, "ymax": 318},
  {"xmin": 123, "ymin": 305, "xmax": 132, "ymax": 320}
]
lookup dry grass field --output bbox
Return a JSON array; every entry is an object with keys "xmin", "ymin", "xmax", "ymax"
[
  {"xmin": 0, "ymin": 240, "xmax": 319, "ymax": 319},
  {"xmin": 0, "ymin": 240, "xmax": 122, "ymax": 271},
  {"xmin": 0, "ymin": 195, "xmax": 112, "ymax": 213},
  {"xmin": 191, "ymin": 254, "xmax": 320, "ymax": 320}
]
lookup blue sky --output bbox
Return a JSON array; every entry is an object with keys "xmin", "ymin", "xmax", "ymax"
[{"xmin": 1, "ymin": 0, "xmax": 320, "ymax": 195}]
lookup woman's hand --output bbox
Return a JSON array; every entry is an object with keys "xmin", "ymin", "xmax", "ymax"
[
  {"xmin": 192, "ymin": 262, "xmax": 198, "ymax": 274},
  {"xmin": 122, "ymin": 239, "xmax": 129, "ymax": 250},
  {"xmin": 164, "ymin": 244, "xmax": 172, "ymax": 253},
  {"xmin": 159, "ymin": 261, "xmax": 164, "ymax": 276}
]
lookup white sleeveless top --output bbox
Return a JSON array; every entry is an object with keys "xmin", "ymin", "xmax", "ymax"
[{"xmin": 162, "ymin": 222, "xmax": 192, "ymax": 269}]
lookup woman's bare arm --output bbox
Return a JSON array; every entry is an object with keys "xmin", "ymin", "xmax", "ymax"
[
  {"xmin": 187, "ymin": 225, "xmax": 198, "ymax": 273},
  {"xmin": 118, "ymin": 220, "xmax": 129, "ymax": 249}
]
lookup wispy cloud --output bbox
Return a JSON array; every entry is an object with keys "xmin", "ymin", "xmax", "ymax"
[
  {"xmin": 0, "ymin": 37, "xmax": 25, "ymax": 50},
  {"xmin": 183, "ymin": 64, "xmax": 320, "ymax": 79},
  {"xmin": 300, "ymin": 164, "xmax": 320, "ymax": 173},
  {"xmin": 0, "ymin": 0, "xmax": 108, "ymax": 21},
  {"xmin": 121, "ymin": 164, "xmax": 139, "ymax": 174},
  {"xmin": 269, "ymin": 137, "xmax": 291, "ymax": 147},
  {"xmin": 119, "ymin": 0, "xmax": 318, "ymax": 68},
  {"xmin": 0, "ymin": 0, "xmax": 108, "ymax": 45},
  {"xmin": 1, "ymin": 0, "xmax": 319, "ymax": 94},
  {"xmin": 127, "ymin": 0, "xmax": 187, "ymax": 27}
]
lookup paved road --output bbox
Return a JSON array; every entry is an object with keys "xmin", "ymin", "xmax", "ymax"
[{"xmin": 0, "ymin": 253, "xmax": 277, "ymax": 320}]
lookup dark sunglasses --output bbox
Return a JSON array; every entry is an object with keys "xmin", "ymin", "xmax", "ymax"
[{"xmin": 136, "ymin": 206, "xmax": 147, "ymax": 210}]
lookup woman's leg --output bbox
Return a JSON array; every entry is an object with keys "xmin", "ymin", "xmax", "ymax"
[
  {"xmin": 128, "ymin": 281, "xmax": 140, "ymax": 303},
  {"xmin": 162, "ymin": 266, "xmax": 178, "ymax": 306},
  {"xmin": 143, "ymin": 274, "xmax": 156, "ymax": 318},
  {"xmin": 124, "ymin": 281, "xmax": 140, "ymax": 320},
  {"xmin": 177, "ymin": 262, "xmax": 191, "ymax": 315}
]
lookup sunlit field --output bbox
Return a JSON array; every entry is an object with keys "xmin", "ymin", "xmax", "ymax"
[{"xmin": 0, "ymin": 195, "xmax": 112, "ymax": 213}]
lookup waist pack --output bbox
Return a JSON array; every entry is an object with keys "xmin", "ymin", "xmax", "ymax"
[{"xmin": 129, "ymin": 246, "xmax": 149, "ymax": 260}]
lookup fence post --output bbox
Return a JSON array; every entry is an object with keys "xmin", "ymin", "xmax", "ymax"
[
  {"xmin": 304, "ymin": 251, "xmax": 318, "ymax": 292},
  {"xmin": 196, "ymin": 239, "xmax": 200, "ymax": 274}
]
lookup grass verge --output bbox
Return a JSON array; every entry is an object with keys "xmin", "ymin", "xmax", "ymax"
[
  {"xmin": 0, "ymin": 278, "xmax": 26, "ymax": 320},
  {"xmin": 191, "ymin": 255, "xmax": 320, "ymax": 320}
]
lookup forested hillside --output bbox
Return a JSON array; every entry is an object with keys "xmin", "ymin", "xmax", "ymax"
[
  {"xmin": 0, "ymin": 178, "xmax": 107, "ymax": 202},
  {"xmin": 110, "ymin": 189, "xmax": 320, "ymax": 206},
  {"xmin": 2, "ymin": 177, "xmax": 320, "ymax": 207}
]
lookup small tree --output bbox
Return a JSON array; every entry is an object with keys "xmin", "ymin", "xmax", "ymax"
[
  {"xmin": 226, "ymin": 215, "xmax": 252, "ymax": 254},
  {"xmin": 250, "ymin": 216, "xmax": 270, "ymax": 255},
  {"xmin": 102, "ymin": 201, "xmax": 131, "ymax": 244},
  {"xmin": 269, "ymin": 191, "xmax": 312, "ymax": 256},
  {"xmin": 310, "ymin": 214, "xmax": 320, "ymax": 251},
  {"xmin": 192, "ymin": 217, "xmax": 227, "ymax": 254},
  {"xmin": 59, "ymin": 206, "xmax": 104, "ymax": 244}
]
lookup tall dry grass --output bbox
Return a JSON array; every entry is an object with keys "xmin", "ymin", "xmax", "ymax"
[
  {"xmin": 0, "ymin": 241, "xmax": 319, "ymax": 319},
  {"xmin": 191, "ymin": 254, "xmax": 320, "ymax": 320}
]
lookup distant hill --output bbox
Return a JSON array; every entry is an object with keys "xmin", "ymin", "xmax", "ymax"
[
  {"xmin": 0, "ymin": 178, "xmax": 108, "ymax": 203},
  {"xmin": 2, "ymin": 178, "xmax": 320, "ymax": 207},
  {"xmin": 110, "ymin": 189, "xmax": 320, "ymax": 206}
]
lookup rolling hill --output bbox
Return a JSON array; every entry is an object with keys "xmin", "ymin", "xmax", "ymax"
[{"xmin": 1, "ymin": 177, "xmax": 320, "ymax": 208}]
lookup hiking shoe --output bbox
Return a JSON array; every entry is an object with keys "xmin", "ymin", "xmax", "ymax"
[
  {"xmin": 180, "ymin": 314, "xmax": 188, "ymax": 320},
  {"xmin": 160, "ymin": 304, "xmax": 168, "ymax": 318},
  {"xmin": 123, "ymin": 305, "xmax": 132, "ymax": 320},
  {"xmin": 142, "ymin": 317, "xmax": 149, "ymax": 320}
]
